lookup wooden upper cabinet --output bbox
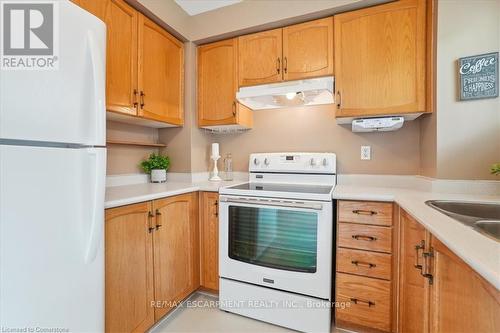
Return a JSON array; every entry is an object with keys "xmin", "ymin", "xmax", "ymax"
[
  {"xmin": 398, "ymin": 210, "xmax": 430, "ymax": 333},
  {"xmin": 106, "ymin": 0, "xmax": 139, "ymax": 116},
  {"xmin": 152, "ymin": 193, "xmax": 197, "ymax": 320},
  {"xmin": 334, "ymin": 0, "xmax": 426, "ymax": 118},
  {"xmin": 105, "ymin": 202, "xmax": 155, "ymax": 333},
  {"xmin": 429, "ymin": 237, "xmax": 500, "ymax": 333},
  {"xmin": 198, "ymin": 39, "xmax": 253, "ymax": 129},
  {"xmin": 238, "ymin": 29, "xmax": 283, "ymax": 87},
  {"xmin": 282, "ymin": 17, "xmax": 334, "ymax": 80},
  {"xmin": 139, "ymin": 15, "xmax": 184, "ymax": 125},
  {"xmin": 200, "ymin": 192, "xmax": 220, "ymax": 291},
  {"xmin": 72, "ymin": 0, "xmax": 108, "ymax": 20}
]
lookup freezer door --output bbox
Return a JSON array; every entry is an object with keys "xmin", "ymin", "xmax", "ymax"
[
  {"xmin": 0, "ymin": 1, "xmax": 106, "ymax": 146},
  {"xmin": 0, "ymin": 145, "xmax": 106, "ymax": 332}
]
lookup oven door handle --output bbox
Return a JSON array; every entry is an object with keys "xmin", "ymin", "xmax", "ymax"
[{"xmin": 220, "ymin": 197, "xmax": 324, "ymax": 210}]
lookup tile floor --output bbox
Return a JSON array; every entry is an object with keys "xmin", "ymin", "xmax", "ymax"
[{"xmin": 149, "ymin": 292, "xmax": 346, "ymax": 333}]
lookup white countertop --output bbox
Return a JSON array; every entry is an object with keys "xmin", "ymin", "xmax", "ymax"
[
  {"xmin": 105, "ymin": 179, "xmax": 244, "ymax": 209},
  {"xmin": 333, "ymin": 185, "xmax": 500, "ymax": 290}
]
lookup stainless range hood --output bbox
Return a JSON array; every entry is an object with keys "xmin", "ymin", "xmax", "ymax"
[{"xmin": 236, "ymin": 76, "xmax": 334, "ymax": 110}]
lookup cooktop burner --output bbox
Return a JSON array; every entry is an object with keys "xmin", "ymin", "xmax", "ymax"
[{"xmin": 228, "ymin": 182, "xmax": 333, "ymax": 195}]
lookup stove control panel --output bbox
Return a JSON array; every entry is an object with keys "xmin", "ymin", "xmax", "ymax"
[{"xmin": 249, "ymin": 153, "xmax": 336, "ymax": 174}]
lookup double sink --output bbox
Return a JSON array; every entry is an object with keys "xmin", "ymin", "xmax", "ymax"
[{"xmin": 426, "ymin": 200, "xmax": 500, "ymax": 242}]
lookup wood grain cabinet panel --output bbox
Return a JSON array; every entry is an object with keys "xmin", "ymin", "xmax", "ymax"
[
  {"xmin": 197, "ymin": 39, "xmax": 253, "ymax": 129},
  {"xmin": 238, "ymin": 29, "xmax": 283, "ymax": 87},
  {"xmin": 282, "ymin": 17, "xmax": 334, "ymax": 80},
  {"xmin": 337, "ymin": 247, "xmax": 392, "ymax": 280},
  {"xmin": 334, "ymin": 0, "xmax": 427, "ymax": 118},
  {"xmin": 152, "ymin": 193, "xmax": 198, "ymax": 320},
  {"xmin": 338, "ymin": 200, "xmax": 393, "ymax": 226},
  {"xmin": 338, "ymin": 223, "xmax": 392, "ymax": 253},
  {"xmin": 336, "ymin": 273, "xmax": 392, "ymax": 332},
  {"xmin": 105, "ymin": 0, "xmax": 139, "ymax": 116},
  {"xmin": 72, "ymin": 0, "xmax": 108, "ymax": 20},
  {"xmin": 200, "ymin": 192, "xmax": 220, "ymax": 291},
  {"xmin": 105, "ymin": 202, "xmax": 155, "ymax": 333},
  {"xmin": 139, "ymin": 15, "xmax": 184, "ymax": 125}
]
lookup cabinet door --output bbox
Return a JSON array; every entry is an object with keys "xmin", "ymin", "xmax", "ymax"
[
  {"xmin": 282, "ymin": 17, "xmax": 334, "ymax": 81},
  {"xmin": 105, "ymin": 202, "xmax": 155, "ymax": 333},
  {"xmin": 200, "ymin": 192, "xmax": 219, "ymax": 291},
  {"xmin": 139, "ymin": 15, "xmax": 184, "ymax": 125},
  {"xmin": 106, "ymin": 0, "xmax": 139, "ymax": 116},
  {"xmin": 72, "ymin": 0, "xmax": 108, "ymax": 20},
  {"xmin": 429, "ymin": 237, "xmax": 500, "ymax": 333},
  {"xmin": 334, "ymin": 0, "xmax": 426, "ymax": 117},
  {"xmin": 238, "ymin": 29, "xmax": 283, "ymax": 87},
  {"xmin": 198, "ymin": 39, "xmax": 238, "ymax": 126},
  {"xmin": 398, "ymin": 210, "xmax": 430, "ymax": 333},
  {"xmin": 152, "ymin": 193, "xmax": 197, "ymax": 320}
]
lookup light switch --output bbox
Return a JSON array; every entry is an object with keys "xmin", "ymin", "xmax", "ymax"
[{"xmin": 361, "ymin": 146, "xmax": 371, "ymax": 160}]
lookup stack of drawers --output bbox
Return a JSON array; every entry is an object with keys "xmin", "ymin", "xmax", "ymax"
[{"xmin": 335, "ymin": 200, "xmax": 395, "ymax": 332}]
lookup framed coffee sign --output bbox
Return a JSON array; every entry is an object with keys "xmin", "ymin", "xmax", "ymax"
[{"xmin": 458, "ymin": 52, "xmax": 498, "ymax": 101}]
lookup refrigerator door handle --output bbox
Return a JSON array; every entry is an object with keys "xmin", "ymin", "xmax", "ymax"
[
  {"xmin": 85, "ymin": 148, "xmax": 106, "ymax": 263},
  {"xmin": 87, "ymin": 30, "xmax": 106, "ymax": 146}
]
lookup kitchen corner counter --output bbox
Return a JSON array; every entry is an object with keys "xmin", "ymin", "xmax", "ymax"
[
  {"xmin": 333, "ymin": 185, "xmax": 500, "ymax": 291},
  {"xmin": 105, "ymin": 179, "xmax": 243, "ymax": 209}
]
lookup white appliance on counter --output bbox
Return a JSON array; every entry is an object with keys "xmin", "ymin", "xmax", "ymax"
[
  {"xmin": 0, "ymin": 2, "xmax": 106, "ymax": 331},
  {"xmin": 219, "ymin": 153, "xmax": 336, "ymax": 333}
]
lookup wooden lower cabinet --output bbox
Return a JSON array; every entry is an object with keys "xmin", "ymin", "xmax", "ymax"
[
  {"xmin": 105, "ymin": 193, "xmax": 199, "ymax": 333},
  {"xmin": 199, "ymin": 192, "xmax": 220, "ymax": 291},
  {"xmin": 399, "ymin": 209, "xmax": 500, "ymax": 333}
]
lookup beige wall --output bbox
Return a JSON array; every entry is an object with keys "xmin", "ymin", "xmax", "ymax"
[{"xmin": 431, "ymin": 0, "xmax": 500, "ymax": 180}]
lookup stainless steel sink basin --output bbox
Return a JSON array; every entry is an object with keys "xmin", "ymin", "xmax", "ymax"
[{"xmin": 425, "ymin": 200, "xmax": 500, "ymax": 241}]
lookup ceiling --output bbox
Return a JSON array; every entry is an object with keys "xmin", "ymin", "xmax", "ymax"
[{"xmin": 174, "ymin": 0, "xmax": 243, "ymax": 16}]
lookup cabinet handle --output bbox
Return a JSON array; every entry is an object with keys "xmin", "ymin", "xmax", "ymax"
[
  {"xmin": 283, "ymin": 57, "xmax": 288, "ymax": 74},
  {"xmin": 350, "ymin": 298, "xmax": 375, "ymax": 307},
  {"xmin": 276, "ymin": 58, "xmax": 281, "ymax": 74},
  {"xmin": 352, "ymin": 209, "xmax": 377, "ymax": 216},
  {"xmin": 421, "ymin": 249, "xmax": 434, "ymax": 284},
  {"xmin": 336, "ymin": 90, "xmax": 342, "ymax": 109},
  {"xmin": 414, "ymin": 240, "xmax": 425, "ymax": 270},
  {"xmin": 352, "ymin": 235, "xmax": 377, "ymax": 241},
  {"xmin": 140, "ymin": 91, "xmax": 145, "ymax": 109},
  {"xmin": 232, "ymin": 101, "xmax": 237, "ymax": 117},
  {"xmin": 351, "ymin": 260, "xmax": 376, "ymax": 268},
  {"xmin": 214, "ymin": 200, "xmax": 219, "ymax": 217},
  {"xmin": 155, "ymin": 209, "xmax": 162, "ymax": 230},
  {"xmin": 147, "ymin": 211, "xmax": 155, "ymax": 233},
  {"xmin": 133, "ymin": 89, "xmax": 138, "ymax": 108}
]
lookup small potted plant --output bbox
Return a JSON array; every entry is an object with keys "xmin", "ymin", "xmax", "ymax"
[
  {"xmin": 140, "ymin": 153, "xmax": 170, "ymax": 183},
  {"xmin": 491, "ymin": 163, "xmax": 500, "ymax": 176}
]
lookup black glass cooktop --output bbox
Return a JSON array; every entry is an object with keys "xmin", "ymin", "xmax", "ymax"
[{"xmin": 228, "ymin": 182, "xmax": 333, "ymax": 194}]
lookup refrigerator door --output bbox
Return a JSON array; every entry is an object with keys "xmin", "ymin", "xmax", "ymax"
[
  {"xmin": 0, "ymin": 145, "xmax": 106, "ymax": 332},
  {"xmin": 0, "ymin": 1, "xmax": 106, "ymax": 146}
]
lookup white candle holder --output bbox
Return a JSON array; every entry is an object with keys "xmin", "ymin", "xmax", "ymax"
[{"xmin": 209, "ymin": 155, "xmax": 222, "ymax": 181}]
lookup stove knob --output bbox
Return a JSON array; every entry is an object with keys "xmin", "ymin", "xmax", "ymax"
[
  {"xmin": 310, "ymin": 158, "xmax": 317, "ymax": 166},
  {"xmin": 253, "ymin": 158, "xmax": 260, "ymax": 166},
  {"xmin": 322, "ymin": 158, "xmax": 328, "ymax": 166},
  {"xmin": 264, "ymin": 158, "xmax": 270, "ymax": 166}
]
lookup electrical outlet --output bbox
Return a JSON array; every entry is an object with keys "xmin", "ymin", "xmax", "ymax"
[{"xmin": 361, "ymin": 146, "xmax": 371, "ymax": 160}]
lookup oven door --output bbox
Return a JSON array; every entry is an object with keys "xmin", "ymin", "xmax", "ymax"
[{"xmin": 219, "ymin": 195, "xmax": 333, "ymax": 299}]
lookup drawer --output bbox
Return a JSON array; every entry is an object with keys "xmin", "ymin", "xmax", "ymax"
[
  {"xmin": 336, "ymin": 273, "xmax": 391, "ymax": 332},
  {"xmin": 338, "ymin": 201, "xmax": 393, "ymax": 226},
  {"xmin": 338, "ymin": 223, "xmax": 392, "ymax": 253},
  {"xmin": 337, "ymin": 248, "xmax": 392, "ymax": 280}
]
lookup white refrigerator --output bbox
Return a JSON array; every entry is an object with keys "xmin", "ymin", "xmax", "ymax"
[{"xmin": 0, "ymin": 1, "xmax": 106, "ymax": 331}]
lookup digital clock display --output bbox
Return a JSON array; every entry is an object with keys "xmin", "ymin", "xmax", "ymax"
[{"xmin": 286, "ymin": 156, "xmax": 294, "ymax": 161}]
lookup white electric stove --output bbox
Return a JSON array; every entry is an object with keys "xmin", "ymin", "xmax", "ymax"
[{"xmin": 218, "ymin": 153, "xmax": 336, "ymax": 333}]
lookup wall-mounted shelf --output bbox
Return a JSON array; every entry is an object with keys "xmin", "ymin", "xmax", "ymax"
[{"xmin": 106, "ymin": 140, "xmax": 166, "ymax": 148}]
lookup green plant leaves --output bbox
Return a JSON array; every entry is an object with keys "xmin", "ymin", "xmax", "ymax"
[{"xmin": 140, "ymin": 153, "xmax": 171, "ymax": 174}]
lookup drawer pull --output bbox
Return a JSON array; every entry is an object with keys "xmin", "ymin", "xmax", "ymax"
[
  {"xmin": 352, "ymin": 209, "xmax": 377, "ymax": 216},
  {"xmin": 350, "ymin": 297, "xmax": 375, "ymax": 307},
  {"xmin": 414, "ymin": 240, "xmax": 425, "ymax": 270},
  {"xmin": 352, "ymin": 235, "xmax": 377, "ymax": 241},
  {"xmin": 351, "ymin": 260, "xmax": 376, "ymax": 268}
]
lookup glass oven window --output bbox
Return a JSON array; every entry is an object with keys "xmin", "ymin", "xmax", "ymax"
[{"xmin": 228, "ymin": 205, "xmax": 318, "ymax": 273}]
